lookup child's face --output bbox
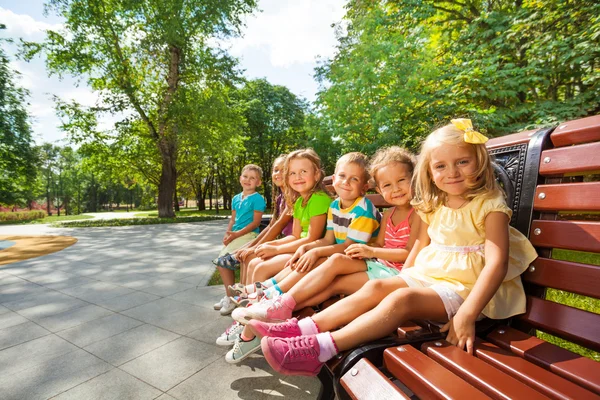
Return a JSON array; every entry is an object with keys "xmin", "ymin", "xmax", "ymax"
[
  {"xmin": 272, "ymin": 161, "xmax": 285, "ymax": 188},
  {"xmin": 240, "ymin": 169, "xmax": 261, "ymax": 192},
  {"xmin": 375, "ymin": 162, "xmax": 412, "ymax": 207},
  {"xmin": 333, "ymin": 161, "xmax": 367, "ymax": 206},
  {"xmin": 429, "ymin": 144, "xmax": 477, "ymax": 200},
  {"xmin": 288, "ymin": 157, "xmax": 319, "ymax": 196}
]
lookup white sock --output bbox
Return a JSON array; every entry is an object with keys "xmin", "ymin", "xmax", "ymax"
[
  {"xmin": 262, "ymin": 278, "xmax": 276, "ymax": 288},
  {"xmin": 245, "ymin": 284, "xmax": 256, "ymax": 294},
  {"xmin": 316, "ymin": 332, "xmax": 338, "ymax": 362},
  {"xmin": 298, "ymin": 317, "xmax": 319, "ymax": 335}
]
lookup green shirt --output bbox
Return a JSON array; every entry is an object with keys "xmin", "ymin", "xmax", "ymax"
[{"xmin": 293, "ymin": 191, "xmax": 332, "ymax": 238}]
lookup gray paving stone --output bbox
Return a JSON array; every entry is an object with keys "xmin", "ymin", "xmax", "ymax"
[
  {"xmin": 17, "ymin": 295, "xmax": 89, "ymax": 320},
  {"xmin": 0, "ymin": 310, "xmax": 28, "ymax": 329},
  {"xmin": 0, "ymin": 321, "xmax": 50, "ymax": 350},
  {"xmin": 2, "ymin": 289, "xmax": 83, "ymax": 312},
  {"xmin": 122, "ymin": 297, "xmax": 195, "ymax": 318},
  {"xmin": 0, "ymin": 274, "xmax": 24, "ymax": 287},
  {"xmin": 0, "ymin": 304, "xmax": 9, "ymax": 315},
  {"xmin": 269, "ymin": 375, "xmax": 322, "ymax": 399},
  {"xmin": 0, "ymin": 334, "xmax": 78, "ymax": 377},
  {"xmin": 0, "ymin": 281, "xmax": 51, "ymax": 303},
  {"xmin": 84, "ymin": 324, "xmax": 180, "ymax": 366},
  {"xmin": 92, "ymin": 291, "xmax": 160, "ymax": 312},
  {"xmin": 121, "ymin": 337, "xmax": 224, "ymax": 391},
  {"xmin": 168, "ymin": 287, "xmax": 224, "ymax": 309},
  {"xmin": 57, "ymin": 313, "xmax": 144, "ymax": 347},
  {"xmin": 43, "ymin": 275, "xmax": 99, "ymax": 290},
  {"xmin": 155, "ymin": 394, "xmax": 178, "ymax": 400},
  {"xmin": 187, "ymin": 316, "xmax": 234, "ymax": 345},
  {"xmin": 19, "ymin": 270, "xmax": 78, "ymax": 285},
  {"xmin": 0, "ymin": 348, "xmax": 111, "ymax": 400},
  {"xmin": 35, "ymin": 304, "xmax": 114, "ymax": 332},
  {"xmin": 59, "ymin": 281, "xmax": 134, "ymax": 303},
  {"xmin": 51, "ymin": 368, "xmax": 162, "ymax": 400},
  {"xmin": 124, "ymin": 300, "xmax": 215, "ymax": 335},
  {"xmin": 138, "ymin": 280, "xmax": 195, "ymax": 297},
  {"xmin": 167, "ymin": 356, "xmax": 292, "ymax": 400}
]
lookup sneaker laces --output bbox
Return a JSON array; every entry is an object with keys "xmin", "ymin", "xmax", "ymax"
[
  {"xmin": 224, "ymin": 321, "xmax": 239, "ymax": 335},
  {"xmin": 268, "ymin": 297, "xmax": 284, "ymax": 311},
  {"xmin": 271, "ymin": 320, "xmax": 298, "ymax": 333},
  {"xmin": 288, "ymin": 336, "xmax": 318, "ymax": 359}
]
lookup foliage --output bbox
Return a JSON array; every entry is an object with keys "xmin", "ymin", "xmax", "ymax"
[
  {"xmin": 0, "ymin": 27, "xmax": 39, "ymax": 206},
  {"xmin": 53, "ymin": 214, "xmax": 227, "ymax": 227},
  {"xmin": 26, "ymin": 0, "xmax": 258, "ymax": 217},
  {"xmin": 0, "ymin": 210, "xmax": 46, "ymax": 222}
]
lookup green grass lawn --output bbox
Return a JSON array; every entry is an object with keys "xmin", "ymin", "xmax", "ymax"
[
  {"xmin": 0, "ymin": 214, "xmax": 93, "ymax": 225},
  {"xmin": 52, "ymin": 215, "xmax": 227, "ymax": 228},
  {"xmin": 135, "ymin": 208, "xmax": 233, "ymax": 218},
  {"xmin": 208, "ymin": 267, "xmax": 240, "ymax": 287}
]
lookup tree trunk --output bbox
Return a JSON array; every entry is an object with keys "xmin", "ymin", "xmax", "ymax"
[
  {"xmin": 157, "ymin": 137, "xmax": 177, "ymax": 218},
  {"xmin": 173, "ymin": 187, "xmax": 180, "ymax": 212}
]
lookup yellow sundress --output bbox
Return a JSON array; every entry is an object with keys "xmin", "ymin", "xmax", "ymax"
[{"xmin": 400, "ymin": 193, "xmax": 538, "ymax": 319}]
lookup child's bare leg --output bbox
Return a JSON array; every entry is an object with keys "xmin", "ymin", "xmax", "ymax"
[
  {"xmin": 332, "ymin": 288, "xmax": 447, "ymax": 351},
  {"xmin": 275, "ymin": 257, "xmax": 328, "ymax": 292},
  {"xmin": 245, "ymin": 257, "xmax": 263, "ymax": 285},
  {"xmin": 240, "ymin": 253, "xmax": 258, "ymax": 284},
  {"xmin": 285, "ymin": 254, "xmax": 366, "ymax": 304},
  {"xmin": 295, "ymin": 272, "xmax": 369, "ymax": 309},
  {"xmin": 311, "ymin": 278, "xmax": 408, "ymax": 332},
  {"xmin": 271, "ymin": 266, "xmax": 293, "ymax": 284},
  {"xmin": 217, "ymin": 267, "xmax": 236, "ymax": 297},
  {"xmin": 252, "ymin": 254, "xmax": 293, "ymax": 282}
]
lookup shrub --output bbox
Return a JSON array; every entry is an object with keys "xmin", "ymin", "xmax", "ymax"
[{"xmin": 0, "ymin": 210, "xmax": 47, "ymax": 222}]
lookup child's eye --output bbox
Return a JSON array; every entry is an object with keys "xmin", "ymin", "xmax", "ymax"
[
  {"xmin": 435, "ymin": 164, "xmax": 445, "ymax": 170},
  {"xmin": 458, "ymin": 159, "xmax": 469, "ymax": 165}
]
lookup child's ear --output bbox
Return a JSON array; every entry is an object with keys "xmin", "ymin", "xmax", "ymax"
[
  {"xmin": 375, "ymin": 185, "xmax": 381, "ymax": 195},
  {"xmin": 361, "ymin": 182, "xmax": 369, "ymax": 195}
]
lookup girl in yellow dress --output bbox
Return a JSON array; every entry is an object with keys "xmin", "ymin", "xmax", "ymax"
[{"xmin": 254, "ymin": 119, "xmax": 538, "ymax": 376}]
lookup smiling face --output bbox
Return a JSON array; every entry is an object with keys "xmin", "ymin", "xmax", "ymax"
[
  {"xmin": 288, "ymin": 157, "xmax": 319, "ymax": 197},
  {"xmin": 333, "ymin": 161, "xmax": 368, "ymax": 208},
  {"xmin": 272, "ymin": 160, "xmax": 285, "ymax": 188},
  {"xmin": 375, "ymin": 162, "xmax": 412, "ymax": 207},
  {"xmin": 429, "ymin": 143, "xmax": 478, "ymax": 203},
  {"xmin": 239, "ymin": 169, "xmax": 261, "ymax": 193}
]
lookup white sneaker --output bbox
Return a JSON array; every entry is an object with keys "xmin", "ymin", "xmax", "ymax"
[
  {"xmin": 219, "ymin": 296, "xmax": 237, "ymax": 316},
  {"xmin": 216, "ymin": 322, "xmax": 245, "ymax": 347},
  {"xmin": 213, "ymin": 296, "xmax": 227, "ymax": 311},
  {"xmin": 225, "ymin": 336, "xmax": 261, "ymax": 364}
]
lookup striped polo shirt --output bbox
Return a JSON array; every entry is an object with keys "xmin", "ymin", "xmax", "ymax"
[{"xmin": 326, "ymin": 197, "xmax": 381, "ymax": 244}]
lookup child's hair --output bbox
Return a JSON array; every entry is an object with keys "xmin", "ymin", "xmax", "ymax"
[
  {"xmin": 271, "ymin": 154, "xmax": 288, "ymax": 221},
  {"xmin": 283, "ymin": 148, "xmax": 329, "ymax": 208},
  {"xmin": 368, "ymin": 146, "xmax": 416, "ymax": 185},
  {"xmin": 336, "ymin": 152, "xmax": 370, "ymax": 183},
  {"xmin": 411, "ymin": 123, "xmax": 500, "ymax": 214},
  {"xmin": 242, "ymin": 164, "xmax": 263, "ymax": 180}
]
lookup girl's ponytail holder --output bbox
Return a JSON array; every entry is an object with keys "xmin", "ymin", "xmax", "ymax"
[{"xmin": 451, "ymin": 118, "xmax": 488, "ymax": 144}]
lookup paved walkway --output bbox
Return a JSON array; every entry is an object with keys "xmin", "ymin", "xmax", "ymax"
[{"xmin": 0, "ymin": 220, "xmax": 320, "ymax": 399}]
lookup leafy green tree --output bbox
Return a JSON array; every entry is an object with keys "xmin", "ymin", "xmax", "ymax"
[
  {"xmin": 25, "ymin": 0, "xmax": 257, "ymax": 217},
  {"xmin": 0, "ymin": 27, "xmax": 39, "ymax": 206}
]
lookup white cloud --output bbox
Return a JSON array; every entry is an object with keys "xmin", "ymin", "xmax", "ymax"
[
  {"xmin": 229, "ymin": 0, "xmax": 346, "ymax": 67},
  {"xmin": 0, "ymin": 7, "xmax": 62, "ymax": 39}
]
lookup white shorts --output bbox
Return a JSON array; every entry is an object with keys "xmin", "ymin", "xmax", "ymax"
[{"xmin": 400, "ymin": 274, "xmax": 484, "ymax": 322}]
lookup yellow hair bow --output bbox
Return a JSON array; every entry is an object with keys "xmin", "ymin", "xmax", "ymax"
[{"xmin": 451, "ymin": 118, "xmax": 488, "ymax": 144}]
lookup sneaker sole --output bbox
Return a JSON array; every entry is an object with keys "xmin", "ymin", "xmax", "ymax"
[
  {"xmin": 261, "ymin": 337, "xmax": 322, "ymax": 376},
  {"xmin": 216, "ymin": 337, "xmax": 236, "ymax": 347},
  {"xmin": 220, "ymin": 307, "xmax": 236, "ymax": 316},
  {"xmin": 225, "ymin": 342, "xmax": 261, "ymax": 364}
]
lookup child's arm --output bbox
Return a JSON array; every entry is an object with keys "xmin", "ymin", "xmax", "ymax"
[
  {"xmin": 254, "ymin": 217, "xmax": 302, "ymax": 259},
  {"xmin": 227, "ymin": 210, "xmax": 263, "ymax": 241},
  {"xmin": 223, "ymin": 210, "xmax": 237, "ymax": 245},
  {"xmin": 288, "ymin": 230, "xmax": 341, "ymax": 272},
  {"xmin": 403, "ymin": 215, "xmax": 429, "ymax": 268},
  {"xmin": 441, "ymin": 212, "xmax": 509, "ymax": 355},
  {"xmin": 236, "ymin": 207, "xmax": 293, "ymax": 259}
]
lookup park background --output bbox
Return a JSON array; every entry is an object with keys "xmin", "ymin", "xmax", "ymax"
[{"xmin": 1, "ymin": 0, "xmax": 599, "ymax": 221}]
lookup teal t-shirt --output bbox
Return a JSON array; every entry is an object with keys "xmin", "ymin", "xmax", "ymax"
[
  {"xmin": 293, "ymin": 191, "xmax": 332, "ymax": 238},
  {"xmin": 232, "ymin": 192, "xmax": 266, "ymax": 234}
]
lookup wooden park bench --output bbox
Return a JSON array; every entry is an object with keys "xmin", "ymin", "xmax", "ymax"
[{"xmin": 315, "ymin": 114, "xmax": 600, "ymax": 400}]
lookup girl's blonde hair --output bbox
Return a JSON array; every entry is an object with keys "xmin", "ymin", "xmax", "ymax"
[
  {"xmin": 411, "ymin": 123, "xmax": 500, "ymax": 214},
  {"xmin": 283, "ymin": 148, "xmax": 329, "ymax": 208},
  {"xmin": 271, "ymin": 154, "xmax": 292, "ymax": 220},
  {"xmin": 369, "ymin": 146, "xmax": 416, "ymax": 185}
]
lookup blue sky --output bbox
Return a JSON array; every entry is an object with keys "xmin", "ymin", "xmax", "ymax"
[{"xmin": 0, "ymin": 0, "xmax": 346, "ymax": 144}]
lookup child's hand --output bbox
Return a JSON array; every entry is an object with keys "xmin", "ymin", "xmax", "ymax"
[
  {"xmin": 345, "ymin": 244, "xmax": 374, "ymax": 259},
  {"xmin": 223, "ymin": 233, "xmax": 232, "ymax": 245},
  {"xmin": 440, "ymin": 312, "xmax": 476, "ymax": 355},
  {"xmin": 286, "ymin": 245, "xmax": 307, "ymax": 269},
  {"xmin": 237, "ymin": 247, "xmax": 254, "ymax": 262},
  {"xmin": 255, "ymin": 244, "xmax": 277, "ymax": 259},
  {"xmin": 294, "ymin": 249, "xmax": 319, "ymax": 273}
]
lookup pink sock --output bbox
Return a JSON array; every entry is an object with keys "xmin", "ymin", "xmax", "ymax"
[
  {"xmin": 298, "ymin": 317, "xmax": 319, "ymax": 335},
  {"xmin": 281, "ymin": 293, "xmax": 296, "ymax": 310},
  {"xmin": 241, "ymin": 332, "xmax": 254, "ymax": 341},
  {"xmin": 316, "ymin": 332, "xmax": 338, "ymax": 362}
]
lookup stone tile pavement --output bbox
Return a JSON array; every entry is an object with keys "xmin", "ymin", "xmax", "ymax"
[{"xmin": 0, "ymin": 220, "xmax": 321, "ymax": 399}]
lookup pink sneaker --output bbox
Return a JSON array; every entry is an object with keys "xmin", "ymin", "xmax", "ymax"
[
  {"xmin": 261, "ymin": 335, "xmax": 323, "ymax": 376},
  {"xmin": 246, "ymin": 296, "xmax": 293, "ymax": 322},
  {"xmin": 248, "ymin": 318, "xmax": 301, "ymax": 338}
]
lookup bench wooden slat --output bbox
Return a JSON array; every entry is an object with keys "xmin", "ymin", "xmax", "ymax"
[
  {"xmin": 517, "ymin": 296, "xmax": 600, "ymax": 352},
  {"xmin": 534, "ymin": 182, "xmax": 600, "ymax": 211},
  {"xmin": 539, "ymin": 141, "xmax": 600, "ymax": 176},
  {"xmin": 487, "ymin": 326, "xmax": 600, "ymax": 395},
  {"xmin": 529, "ymin": 220, "xmax": 600, "ymax": 253},
  {"xmin": 487, "ymin": 129, "xmax": 537, "ymax": 149},
  {"xmin": 550, "ymin": 115, "xmax": 600, "ymax": 147},
  {"xmin": 522, "ymin": 257, "xmax": 600, "ymax": 299},
  {"xmin": 383, "ymin": 345, "xmax": 491, "ymax": 399},
  {"xmin": 397, "ymin": 321, "xmax": 424, "ymax": 339},
  {"xmin": 340, "ymin": 358, "xmax": 410, "ymax": 400},
  {"xmin": 473, "ymin": 338, "xmax": 599, "ymax": 399},
  {"xmin": 421, "ymin": 340, "xmax": 550, "ymax": 400}
]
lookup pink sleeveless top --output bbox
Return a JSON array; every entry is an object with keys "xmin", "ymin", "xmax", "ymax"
[{"xmin": 378, "ymin": 208, "xmax": 413, "ymax": 270}]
